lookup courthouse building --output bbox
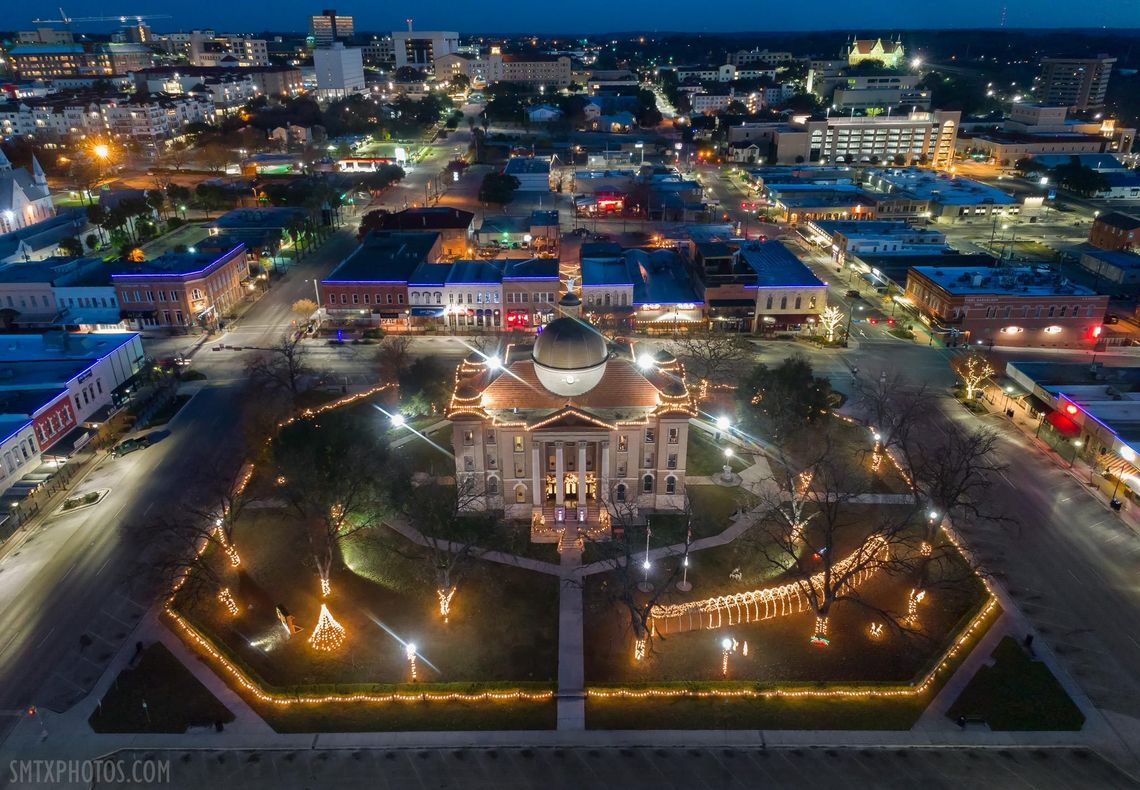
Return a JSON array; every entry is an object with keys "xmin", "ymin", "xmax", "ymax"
[{"xmin": 447, "ymin": 295, "xmax": 696, "ymax": 542}]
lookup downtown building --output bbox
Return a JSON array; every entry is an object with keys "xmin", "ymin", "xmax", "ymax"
[
  {"xmin": 729, "ymin": 110, "xmax": 960, "ymax": 168},
  {"xmin": 447, "ymin": 294, "xmax": 695, "ymax": 535},
  {"xmin": 905, "ymin": 265, "xmax": 1108, "ymax": 348},
  {"xmin": 1037, "ymin": 54, "xmax": 1115, "ymax": 111},
  {"xmin": 112, "ymin": 244, "xmax": 250, "ymax": 330},
  {"xmin": 0, "ymin": 332, "xmax": 144, "ymax": 501}
]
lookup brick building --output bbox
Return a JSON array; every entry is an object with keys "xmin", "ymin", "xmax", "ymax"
[
  {"xmin": 1090, "ymin": 211, "xmax": 1140, "ymax": 251},
  {"xmin": 906, "ymin": 265, "xmax": 1109, "ymax": 348},
  {"xmin": 113, "ymin": 244, "xmax": 248, "ymax": 330}
]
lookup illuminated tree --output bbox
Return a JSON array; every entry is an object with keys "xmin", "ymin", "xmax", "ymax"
[
  {"xmin": 953, "ymin": 352, "xmax": 995, "ymax": 400},
  {"xmin": 670, "ymin": 330, "xmax": 752, "ymax": 391},
  {"xmin": 291, "ymin": 298, "xmax": 319, "ymax": 318},
  {"xmin": 820, "ymin": 305, "xmax": 844, "ymax": 343}
]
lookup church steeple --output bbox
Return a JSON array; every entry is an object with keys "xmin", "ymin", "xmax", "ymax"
[{"xmin": 31, "ymin": 155, "xmax": 46, "ymax": 185}]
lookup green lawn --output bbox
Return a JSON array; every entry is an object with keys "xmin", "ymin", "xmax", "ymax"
[
  {"xmin": 686, "ymin": 431, "xmax": 751, "ymax": 477},
  {"xmin": 946, "ymin": 637, "xmax": 1085, "ymax": 731},
  {"xmin": 89, "ymin": 643, "xmax": 233, "ymax": 733},
  {"xmin": 393, "ymin": 423, "xmax": 455, "ymax": 477},
  {"xmin": 687, "ymin": 485, "xmax": 758, "ymax": 533}
]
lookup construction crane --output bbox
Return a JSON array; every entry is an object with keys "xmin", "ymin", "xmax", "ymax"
[{"xmin": 31, "ymin": 8, "xmax": 172, "ymax": 26}]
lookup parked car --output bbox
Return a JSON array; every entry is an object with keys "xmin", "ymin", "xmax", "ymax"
[
  {"xmin": 111, "ymin": 436, "xmax": 152, "ymax": 458},
  {"xmin": 845, "ymin": 289, "xmax": 861, "ymax": 299},
  {"xmin": 1105, "ymin": 313, "xmax": 1120, "ymax": 325}
]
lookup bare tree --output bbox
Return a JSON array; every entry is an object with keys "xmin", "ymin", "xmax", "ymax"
[
  {"xmin": 246, "ymin": 332, "xmax": 314, "ymax": 397},
  {"xmin": 271, "ymin": 410, "xmax": 390, "ymax": 595},
  {"xmin": 670, "ymin": 330, "xmax": 751, "ymax": 391},
  {"xmin": 182, "ymin": 458, "xmax": 256, "ymax": 567},
  {"xmin": 130, "ymin": 514, "xmax": 237, "ymax": 609},
  {"xmin": 163, "ymin": 141, "xmax": 192, "ymax": 172},
  {"xmin": 385, "ymin": 476, "xmax": 499, "ymax": 620},
  {"xmin": 748, "ymin": 430, "xmax": 917, "ymax": 645},
  {"xmin": 587, "ymin": 483, "xmax": 691, "ymax": 661},
  {"xmin": 375, "ymin": 335, "xmax": 415, "ymax": 383}
]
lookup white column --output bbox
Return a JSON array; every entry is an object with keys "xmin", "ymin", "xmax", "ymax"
[
  {"xmin": 601, "ymin": 440, "xmax": 610, "ymax": 495},
  {"xmin": 578, "ymin": 440, "xmax": 588, "ymax": 514},
  {"xmin": 555, "ymin": 441, "xmax": 565, "ymax": 507},
  {"xmin": 531, "ymin": 441, "xmax": 542, "ymax": 507}
]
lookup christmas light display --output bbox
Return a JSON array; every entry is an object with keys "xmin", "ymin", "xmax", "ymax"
[
  {"xmin": 308, "ymin": 604, "xmax": 346, "ymax": 652},
  {"xmin": 810, "ymin": 616, "xmax": 830, "ymax": 646},
  {"xmin": 437, "ymin": 588, "xmax": 455, "ymax": 621},
  {"xmin": 406, "ymin": 642, "xmax": 418, "ymax": 681},
  {"xmin": 218, "ymin": 587, "xmax": 238, "ymax": 616},
  {"xmin": 904, "ymin": 589, "xmax": 927, "ymax": 627},
  {"xmin": 320, "ymin": 576, "xmax": 331, "ymax": 598},
  {"xmin": 868, "ymin": 622, "xmax": 884, "ymax": 640},
  {"xmin": 633, "ymin": 638, "xmax": 647, "ymax": 662},
  {"xmin": 650, "ymin": 536, "xmax": 889, "ymax": 634}
]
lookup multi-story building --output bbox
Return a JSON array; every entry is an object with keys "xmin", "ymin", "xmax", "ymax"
[
  {"xmin": 905, "ymin": 266, "xmax": 1108, "ymax": 348},
  {"xmin": 447, "ymin": 294, "xmax": 695, "ymax": 532},
  {"xmin": 371, "ymin": 207, "xmax": 474, "ymax": 256},
  {"xmin": 846, "ymin": 37, "xmax": 905, "ymax": 69},
  {"xmin": 727, "ymin": 48, "xmax": 794, "ymax": 67},
  {"xmin": 8, "ymin": 45, "xmax": 94, "ymax": 80},
  {"xmin": 320, "ymin": 231, "xmax": 440, "ymax": 326},
  {"xmin": 112, "ymin": 244, "xmax": 249, "ymax": 330},
  {"xmin": 104, "ymin": 92, "xmax": 215, "ymax": 153},
  {"xmin": 1090, "ymin": 211, "xmax": 1140, "ymax": 251},
  {"xmin": 1037, "ymin": 54, "xmax": 1115, "ymax": 111},
  {"xmin": 805, "ymin": 219, "xmax": 946, "ymax": 264},
  {"xmin": 362, "ymin": 35, "xmax": 395, "ymax": 68},
  {"xmin": 0, "ymin": 255, "xmax": 121, "ymax": 330},
  {"xmin": 309, "ymin": 9, "xmax": 354, "ymax": 47},
  {"xmin": 189, "ymin": 33, "xmax": 269, "ymax": 67},
  {"xmin": 958, "ymin": 103, "xmax": 1134, "ymax": 164},
  {"xmin": 0, "ymin": 150, "xmax": 54, "ymax": 234},
  {"xmin": 312, "ymin": 43, "xmax": 365, "ymax": 99},
  {"xmin": 735, "ymin": 110, "xmax": 960, "ymax": 168},
  {"xmin": 831, "ymin": 74, "xmax": 930, "ymax": 111},
  {"xmin": 392, "ymin": 30, "xmax": 458, "ymax": 72},
  {"xmin": 486, "ymin": 48, "xmax": 572, "ymax": 87},
  {"xmin": 0, "ymin": 331, "xmax": 144, "ymax": 496},
  {"xmin": 502, "ymin": 258, "xmax": 560, "ymax": 329},
  {"xmin": 132, "ymin": 65, "xmax": 303, "ymax": 101},
  {"xmin": 16, "ymin": 28, "xmax": 75, "ymax": 45}
]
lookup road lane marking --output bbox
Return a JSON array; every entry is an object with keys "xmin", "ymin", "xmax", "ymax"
[{"xmin": 35, "ymin": 627, "xmax": 55, "ymax": 648}]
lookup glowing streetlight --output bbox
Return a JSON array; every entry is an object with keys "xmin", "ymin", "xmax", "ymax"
[
  {"xmin": 928, "ymin": 510, "xmax": 939, "ymax": 521},
  {"xmin": 391, "ymin": 414, "xmax": 406, "ymax": 428},
  {"xmin": 911, "ymin": 57, "xmax": 922, "ymax": 69},
  {"xmin": 486, "ymin": 355, "xmax": 502, "ymax": 370},
  {"xmin": 636, "ymin": 352, "xmax": 656, "ymax": 370},
  {"xmin": 721, "ymin": 637, "xmax": 733, "ymax": 651},
  {"xmin": 716, "ymin": 416, "xmax": 730, "ymax": 431},
  {"xmin": 93, "ymin": 144, "xmax": 109, "ymax": 160}
]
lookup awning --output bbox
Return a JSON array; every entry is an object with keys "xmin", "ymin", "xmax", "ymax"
[
  {"xmin": 42, "ymin": 427, "xmax": 92, "ymax": 459},
  {"xmin": 409, "ymin": 307, "xmax": 446, "ymax": 317},
  {"xmin": 1098, "ymin": 453, "xmax": 1140, "ymax": 480},
  {"xmin": 710, "ymin": 299, "xmax": 756, "ymax": 307},
  {"xmin": 1045, "ymin": 410, "xmax": 1081, "ymax": 437},
  {"xmin": 372, "ymin": 311, "xmax": 402, "ymax": 319},
  {"xmin": 1026, "ymin": 393, "xmax": 1053, "ymax": 414}
]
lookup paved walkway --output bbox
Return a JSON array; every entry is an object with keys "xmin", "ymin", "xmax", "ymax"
[{"xmin": 556, "ymin": 548, "xmax": 585, "ymax": 731}]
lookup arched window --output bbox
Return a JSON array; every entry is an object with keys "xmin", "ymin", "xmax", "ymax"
[
  {"xmin": 515, "ymin": 484, "xmax": 527, "ymax": 503},
  {"xmin": 605, "ymin": 293, "xmax": 612, "ymax": 306},
  {"xmin": 766, "ymin": 294, "xmax": 773, "ymax": 309},
  {"xmin": 615, "ymin": 484, "xmax": 627, "ymax": 502},
  {"xmin": 435, "ymin": 292, "xmax": 442, "ymax": 304},
  {"xmin": 809, "ymin": 296, "xmax": 816, "ymax": 309},
  {"xmin": 411, "ymin": 292, "xmax": 421, "ymax": 304},
  {"xmin": 665, "ymin": 476, "xmax": 676, "ymax": 495},
  {"xmin": 487, "ymin": 476, "xmax": 499, "ymax": 495},
  {"xmin": 191, "ymin": 288, "xmax": 203, "ymax": 300},
  {"xmin": 620, "ymin": 293, "xmax": 627, "ymax": 306},
  {"xmin": 642, "ymin": 474, "xmax": 654, "ymax": 493},
  {"xmin": 794, "ymin": 296, "xmax": 802, "ymax": 309},
  {"xmin": 780, "ymin": 295, "xmax": 787, "ymax": 309}
]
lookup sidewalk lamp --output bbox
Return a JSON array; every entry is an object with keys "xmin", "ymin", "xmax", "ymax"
[
  {"xmin": 1070, "ymin": 439, "xmax": 1083, "ymax": 468},
  {"xmin": 715, "ymin": 415, "xmax": 730, "ymax": 441},
  {"xmin": 391, "ymin": 414, "xmax": 406, "ymax": 428}
]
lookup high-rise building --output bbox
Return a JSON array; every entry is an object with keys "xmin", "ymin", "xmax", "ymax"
[
  {"xmin": 392, "ymin": 29, "xmax": 458, "ymax": 72},
  {"xmin": 313, "ymin": 42, "xmax": 365, "ymax": 98},
  {"xmin": 1037, "ymin": 54, "xmax": 1115, "ymax": 111},
  {"xmin": 309, "ymin": 9, "xmax": 354, "ymax": 47}
]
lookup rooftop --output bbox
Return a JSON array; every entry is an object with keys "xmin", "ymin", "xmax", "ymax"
[
  {"xmin": 503, "ymin": 157, "xmax": 551, "ymax": 176},
  {"xmin": 910, "ymin": 266, "xmax": 1098, "ymax": 297},
  {"xmin": 108, "ymin": 245, "xmax": 244, "ymax": 278},
  {"xmin": 810, "ymin": 220, "xmax": 944, "ymax": 239},
  {"xmin": 865, "ymin": 168, "xmax": 1018, "ymax": 206},
  {"xmin": 374, "ymin": 207, "xmax": 475, "ymax": 231},
  {"xmin": 738, "ymin": 240, "xmax": 827, "ymax": 289},
  {"xmin": 0, "ymin": 331, "xmax": 138, "ymax": 364},
  {"xmin": 211, "ymin": 207, "xmax": 307, "ymax": 230},
  {"xmin": 1081, "ymin": 249, "xmax": 1140, "ymax": 270},
  {"xmin": 1097, "ymin": 211, "xmax": 1140, "ymax": 231},
  {"xmin": 324, "ymin": 231, "xmax": 439, "ymax": 283}
]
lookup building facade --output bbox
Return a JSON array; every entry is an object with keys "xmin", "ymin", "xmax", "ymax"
[
  {"xmin": 906, "ymin": 266, "xmax": 1109, "ymax": 348},
  {"xmin": 1038, "ymin": 55, "xmax": 1115, "ymax": 110},
  {"xmin": 447, "ymin": 296, "xmax": 695, "ymax": 539},
  {"xmin": 310, "ymin": 9, "xmax": 354, "ymax": 46},
  {"xmin": 313, "ymin": 43, "xmax": 366, "ymax": 99},
  {"xmin": 112, "ymin": 245, "xmax": 249, "ymax": 330},
  {"xmin": 1090, "ymin": 211, "xmax": 1140, "ymax": 251}
]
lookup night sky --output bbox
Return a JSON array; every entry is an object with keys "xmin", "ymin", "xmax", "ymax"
[{"xmin": 19, "ymin": 0, "xmax": 1140, "ymax": 34}]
